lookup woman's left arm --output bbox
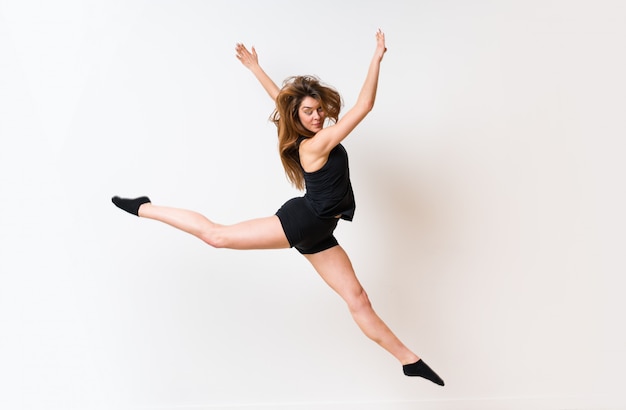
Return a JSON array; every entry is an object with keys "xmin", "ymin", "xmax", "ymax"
[
  {"xmin": 306, "ymin": 30, "xmax": 387, "ymax": 155},
  {"xmin": 353, "ymin": 29, "xmax": 387, "ymax": 117}
]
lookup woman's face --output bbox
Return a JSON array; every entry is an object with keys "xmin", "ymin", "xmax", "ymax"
[{"xmin": 298, "ymin": 96, "xmax": 326, "ymax": 133}]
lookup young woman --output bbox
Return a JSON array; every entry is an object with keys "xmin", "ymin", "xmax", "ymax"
[{"xmin": 112, "ymin": 30, "xmax": 444, "ymax": 386}]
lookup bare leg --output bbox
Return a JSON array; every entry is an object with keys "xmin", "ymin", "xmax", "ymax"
[
  {"xmin": 113, "ymin": 197, "xmax": 442, "ymax": 383},
  {"xmin": 304, "ymin": 245, "xmax": 419, "ymax": 364},
  {"xmin": 304, "ymin": 245, "xmax": 444, "ymax": 385},
  {"xmin": 112, "ymin": 197, "xmax": 290, "ymax": 250}
]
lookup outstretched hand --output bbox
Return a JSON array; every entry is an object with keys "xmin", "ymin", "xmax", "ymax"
[
  {"xmin": 376, "ymin": 29, "xmax": 387, "ymax": 60},
  {"xmin": 234, "ymin": 42, "xmax": 280, "ymax": 100},
  {"xmin": 235, "ymin": 43, "xmax": 259, "ymax": 70}
]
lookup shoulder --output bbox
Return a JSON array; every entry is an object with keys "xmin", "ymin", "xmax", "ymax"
[{"xmin": 298, "ymin": 136, "xmax": 332, "ymax": 173}]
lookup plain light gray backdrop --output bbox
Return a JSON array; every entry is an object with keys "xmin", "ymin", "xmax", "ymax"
[{"xmin": 1, "ymin": 0, "xmax": 625, "ymax": 409}]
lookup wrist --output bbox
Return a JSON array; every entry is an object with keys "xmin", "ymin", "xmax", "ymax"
[{"xmin": 249, "ymin": 63, "xmax": 263, "ymax": 72}]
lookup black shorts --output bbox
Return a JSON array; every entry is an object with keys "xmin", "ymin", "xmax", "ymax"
[{"xmin": 275, "ymin": 197, "xmax": 339, "ymax": 254}]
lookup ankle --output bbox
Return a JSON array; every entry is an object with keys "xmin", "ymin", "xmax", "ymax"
[
  {"xmin": 137, "ymin": 202, "xmax": 150, "ymax": 217},
  {"xmin": 401, "ymin": 354, "xmax": 420, "ymax": 366}
]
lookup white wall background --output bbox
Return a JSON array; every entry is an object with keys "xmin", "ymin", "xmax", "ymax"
[{"xmin": 1, "ymin": 0, "xmax": 625, "ymax": 409}]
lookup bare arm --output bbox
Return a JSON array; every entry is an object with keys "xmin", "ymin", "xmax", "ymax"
[
  {"xmin": 303, "ymin": 29, "xmax": 387, "ymax": 158},
  {"xmin": 235, "ymin": 43, "xmax": 280, "ymax": 101}
]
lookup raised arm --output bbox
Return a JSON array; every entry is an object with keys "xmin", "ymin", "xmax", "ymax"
[
  {"xmin": 304, "ymin": 29, "xmax": 387, "ymax": 157},
  {"xmin": 235, "ymin": 43, "xmax": 280, "ymax": 101},
  {"xmin": 353, "ymin": 29, "xmax": 387, "ymax": 119}
]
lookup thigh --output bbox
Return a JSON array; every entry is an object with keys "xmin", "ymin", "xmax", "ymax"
[
  {"xmin": 304, "ymin": 245, "xmax": 364, "ymax": 299},
  {"xmin": 213, "ymin": 215, "xmax": 291, "ymax": 250}
]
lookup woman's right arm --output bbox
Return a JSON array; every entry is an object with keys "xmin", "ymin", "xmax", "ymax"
[{"xmin": 235, "ymin": 43, "xmax": 280, "ymax": 101}]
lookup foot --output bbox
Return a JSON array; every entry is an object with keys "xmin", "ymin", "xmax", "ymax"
[
  {"xmin": 403, "ymin": 359, "xmax": 445, "ymax": 386},
  {"xmin": 111, "ymin": 196, "xmax": 151, "ymax": 216}
]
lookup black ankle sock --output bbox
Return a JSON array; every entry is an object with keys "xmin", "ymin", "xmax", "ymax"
[
  {"xmin": 403, "ymin": 359, "xmax": 445, "ymax": 386},
  {"xmin": 111, "ymin": 196, "xmax": 151, "ymax": 216}
]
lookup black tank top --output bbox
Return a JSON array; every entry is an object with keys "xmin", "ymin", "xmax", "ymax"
[{"xmin": 299, "ymin": 138, "xmax": 355, "ymax": 221}]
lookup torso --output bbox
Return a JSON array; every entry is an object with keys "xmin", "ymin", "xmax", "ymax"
[{"xmin": 297, "ymin": 136, "xmax": 355, "ymax": 221}]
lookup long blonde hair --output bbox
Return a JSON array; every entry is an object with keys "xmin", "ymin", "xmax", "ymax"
[{"xmin": 271, "ymin": 76, "xmax": 342, "ymax": 190}]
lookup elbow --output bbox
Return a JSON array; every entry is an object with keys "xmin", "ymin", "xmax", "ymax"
[{"xmin": 360, "ymin": 99, "xmax": 375, "ymax": 113}]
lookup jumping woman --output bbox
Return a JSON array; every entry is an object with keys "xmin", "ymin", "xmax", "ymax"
[{"xmin": 112, "ymin": 29, "xmax": 444, "ymax": 386}]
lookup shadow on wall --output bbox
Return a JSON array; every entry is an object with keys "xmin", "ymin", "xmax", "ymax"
[{"xmin": 353, "ymin": 137, "xmax": 464, "ymax": 332}]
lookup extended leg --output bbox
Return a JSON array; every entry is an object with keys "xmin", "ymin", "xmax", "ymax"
[
  {"xmin": 304, "ymin": 245, "xmax": 444, "ymax": 385},
  {"xmin": 112, "ymin": 196, "xmax": 290, "ymax": 250}
]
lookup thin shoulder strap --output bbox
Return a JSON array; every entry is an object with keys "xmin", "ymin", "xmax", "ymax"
[{"xmin": 296, "ymin": 135, "xmax": 307, "ymax": 148}]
